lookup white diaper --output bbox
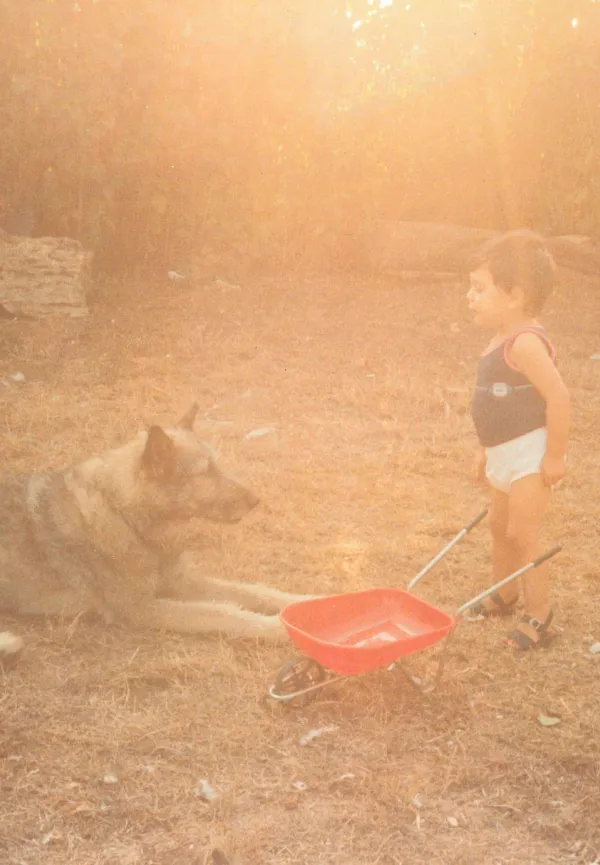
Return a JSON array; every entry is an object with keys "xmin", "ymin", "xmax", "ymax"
[{"xmin": 485, "ymin": 427, "xmax": 547, "ymax": 494}]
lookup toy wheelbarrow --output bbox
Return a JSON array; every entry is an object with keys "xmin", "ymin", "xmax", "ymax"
[{"xmin": 268, "ymin": 509, "xmax": 561, "ymax": 703}]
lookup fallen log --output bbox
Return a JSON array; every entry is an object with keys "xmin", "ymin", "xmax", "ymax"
[
  {"xmin": 362, "ymin": 221, "xmax": 600, "ymax": 279},
  {"xmin": 0, "ymin": 230, "xmax": 92, "ymax": 318}
]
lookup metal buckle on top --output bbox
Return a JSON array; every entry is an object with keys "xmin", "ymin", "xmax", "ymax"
[
  {"xmin": 490, "ymin": 382, "xmax": 511, "ymax": 398},
  {"xmin": 475, "ymin": 382, "xmax": 532, "ymax": 398},
  {"xmin": 528, "ymin": 617, "xmax": 544, "ymax": 630}
]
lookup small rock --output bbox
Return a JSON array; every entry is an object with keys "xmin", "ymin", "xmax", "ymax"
[
  {"xmin": 243, "ymin": 426, "xmax": 276, "ymax": 441},
  {"xmin": 41, "ymin": 829, "xmax": 60, "ymax": 846},
  {"xmin": 215, "ymin": 278, "xmax": 241, "ymax": 291},
  {"xmin": 447, "ymin": 816, "xmax": 459, "ymax": 828},
  {"xmin": 103, "ymin": 774, "xmax": 119, "ymax": 785},
  {"xmin": 10, "ymin": 372, "xmax": 25, "ymax": 382},
  {"xmin": 167, "ymin": 270, "xmax": 186, "ymax": 280},
  {"xmin": 589, "ymin": 642, "xmax": 600, "ymax": 655},
  {"xmin": 537, "ymin": 713, "xmax": 561, "ymax": 727},
  {"xmin": 411, "ymin": 793, "xmax": 424, "ymax": 810},
  {"xmin": 0, "ymin": 632, "xmax": 24, "ymax": 667},
  {"xmin": 192, "ymin": 779, "xmax": 218, "ymax": 801},
  {"xmin": 589, "ymin": 353, "xmax": 600, "ymax": 361},
  {"xmin": 299, "ymin": 725, "xmax": 338, "ymax": 746}
]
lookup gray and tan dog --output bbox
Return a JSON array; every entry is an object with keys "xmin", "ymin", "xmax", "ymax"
[{"xmin": 0, "ymin": 404, "xmax": 309, "ymax": 651}]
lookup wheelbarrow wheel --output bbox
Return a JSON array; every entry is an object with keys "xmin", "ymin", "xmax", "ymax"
[{"xmin": 272, "ymin": 656, "xmax": 326, "ymax": 705}]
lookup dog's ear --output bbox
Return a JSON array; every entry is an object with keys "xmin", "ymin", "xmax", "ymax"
[
  {"xmin": 142, "ymin": 426, "xmax": 176, "ymax": 478},
  {"xmin": 176, "ymin": 402, "xmax": 199, "ymax": 431}
]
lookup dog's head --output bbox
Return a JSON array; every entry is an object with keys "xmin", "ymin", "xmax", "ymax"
[{"xmin": 138, "ymin": 403, "xmax": 260, "ymax": 524}]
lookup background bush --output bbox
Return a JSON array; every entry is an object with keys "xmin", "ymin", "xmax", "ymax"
[{"xmin": 1, "ymin": 0, "xmax": 598, "ymax": 273}]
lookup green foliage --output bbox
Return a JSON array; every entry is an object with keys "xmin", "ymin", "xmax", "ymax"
[{"xmin": 0, "ymin": 0, "xmax": 598, "ymax": 272}]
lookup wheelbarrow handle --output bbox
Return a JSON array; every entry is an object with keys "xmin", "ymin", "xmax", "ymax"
[
  {"xmin": 531, "ymin": 544, "xmax": 563, "ymax": 568},
  {"xmin": 464, "ymin": 508, "xmax": 489, "ymax": 533},
  {"xmin": 455, "ymin": 544, "xmax": 562, "ymax": 617},
  {"xmin": 406, "ymin": 508, "xmax": 488, "ymax": 592}
]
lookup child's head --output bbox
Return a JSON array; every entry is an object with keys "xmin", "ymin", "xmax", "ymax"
[{"xmin": 470, "ymin": 229, "xmax": 556, "ymax": 316}]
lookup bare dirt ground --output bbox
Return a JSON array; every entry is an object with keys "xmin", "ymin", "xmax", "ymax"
[{"xmin": 1, "ymin": 267, "xmax": 599, "ymax": 865}]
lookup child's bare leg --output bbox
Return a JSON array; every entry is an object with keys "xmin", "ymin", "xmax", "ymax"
[
  {"xmin": 474, "ymin": 489, "xmax": 519, "ymax": 615},
  {"xmin": 488, "ymin": 488, "xmax": 520, "ymax": 603},
  {"xmin": 507, "ymin": 473, "xmax": 552, "ymax": 623}
]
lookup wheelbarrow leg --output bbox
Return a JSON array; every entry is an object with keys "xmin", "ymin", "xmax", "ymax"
[
  {"xmin": 391, "ymin": 661, "xmax": 424, "ymax": 691},
  {"xmin": 391, "ymin": 626, "xmax": 457, "ymax": 694},
  {"xmin": 430, "ymin": 626, "xmax": 458, "ymax": 691}
]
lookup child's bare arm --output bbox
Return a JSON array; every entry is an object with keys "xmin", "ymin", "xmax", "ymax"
[
  {"xmin": 473, "ymin": 446, "xmax": 487, "ymax": 484},
  {"xmin": 508, "ymin": 333, "xmax": 571, "ymax": 484}
]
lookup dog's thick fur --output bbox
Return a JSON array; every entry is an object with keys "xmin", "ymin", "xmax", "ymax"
[{"xmin": 0, "ymin": 404, "xmax": 310, "ymax": 644}]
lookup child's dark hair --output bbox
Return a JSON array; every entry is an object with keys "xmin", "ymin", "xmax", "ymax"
[{"xmin": 471, "ymin": 229, "xmax": 557, "ymax": 314}]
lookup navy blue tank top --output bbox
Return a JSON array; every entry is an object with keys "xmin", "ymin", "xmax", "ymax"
[{"xmin": 471, "ymin": 327, "xmax": 555, "ymax": 448}]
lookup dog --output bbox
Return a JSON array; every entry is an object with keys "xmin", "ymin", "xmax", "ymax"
[{"xmin": 0, "ymin": 403, "xmax": 311, "ymax": 650}]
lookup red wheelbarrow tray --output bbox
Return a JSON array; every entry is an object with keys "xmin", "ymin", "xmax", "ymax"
[{"xmin": 280, "ymin": 588, "xmax": 456, "ymax": 676}]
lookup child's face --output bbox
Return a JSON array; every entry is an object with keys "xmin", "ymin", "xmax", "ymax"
[{"xmin": 467, "ymin": 267, "xmax": 519, "ymax": 329}]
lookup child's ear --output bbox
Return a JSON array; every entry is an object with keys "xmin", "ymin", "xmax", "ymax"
[{"xmin": 508, "ymin": 284, "xmax": 526, "ymax": 309}]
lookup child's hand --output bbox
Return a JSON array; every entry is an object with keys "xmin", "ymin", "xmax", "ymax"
[
  {"xmin": 473, "ymin": 448, "xmax": 487, "ymax": 484},
  {"xmin": 541, "ymin": 454, "xmax": 567, "ymax": 487}
]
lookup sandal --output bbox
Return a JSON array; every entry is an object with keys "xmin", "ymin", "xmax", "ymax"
[
  {"xmin": 504, "ymin": 611, "xmax": 555, "ymax": 651},
  {"xmin": 470, "ymin": 591, "xmax": 518, "ymax": 618}
]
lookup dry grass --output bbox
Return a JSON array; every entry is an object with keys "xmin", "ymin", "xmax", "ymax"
[{"xmin": 1, "ymin": 268, "xmax": 599, "ymax": 865}]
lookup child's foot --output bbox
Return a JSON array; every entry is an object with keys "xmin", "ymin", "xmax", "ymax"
[
  {"xmin": 470, "ymin": 590, "xmax": 518, "ymax": 618},
  {"xmin": 504, "ymin": 611, "xmax": 555, "ymax": 650}
]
